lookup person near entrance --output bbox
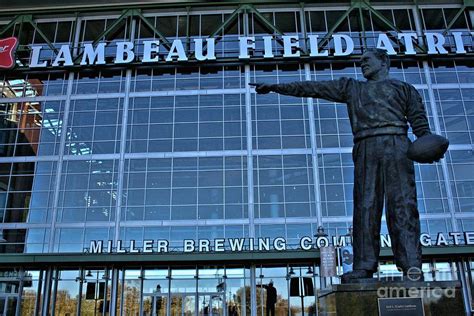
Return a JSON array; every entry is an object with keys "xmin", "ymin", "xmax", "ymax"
[
  {"xmin": 250, "ymin": 48, "xmax": 435, "ymax": 282},
  {"xmin": 256, "ymin": 280, "xmax": 277, "ymax": 316},
  {"xmin": 155, "ymin": 284, "xmax": 163, "ymax": 315}
]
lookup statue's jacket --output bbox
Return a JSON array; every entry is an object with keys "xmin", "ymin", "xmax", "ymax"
[{"xmin": 271, "ymin": 78, "xmax": 432, "ymax": 142}]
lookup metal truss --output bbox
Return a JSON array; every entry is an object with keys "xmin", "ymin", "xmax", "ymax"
[
  {"xmin": 0, "ymin": 3, "xmax": 295, "ymax": 69},
  {"xmin": 316, "ymin": 0, "xmax": 427, "ymax": 54},
  {"xmin": 442, "ymin": 0, "xmax": 474, "ymax": 35},
  {"xmin": 0, "ymin": 15, "xmax": 59, "ymax": 55}
]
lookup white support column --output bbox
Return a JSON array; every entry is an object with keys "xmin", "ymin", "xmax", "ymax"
[
  {"xmin": 138, "ymin": 269, "xmax": 144, "ymax": 316},
  {"xmin": 114, "ymin": 18, "xmax": 136, "ymax": 244},
  {"xmin": 75, "ymin": 269, "xmax": 84, "ymax": 316},
  {"xmin": 72, "ymin": 17, "xmax": 83, "ymax": 58},
  {"xmin": 48, "ymin": 15, "xmax": 83, "ymax": 251},
  {"xmin": 456, "ymin": 260, "xmax": 473, "ymax": 316},
  {"xmin": 109, "ymin": 267, "xmax": 119, "ymax": 315},
  {"xmin": 167, "ymin": 268, "xmax": 172, "ymax": 316},
  {"xmin": 304, "ymin": 63, "xmax": 323, "ymax": 227},
  {"xmin": 41, "ymin": 268, "xmax": 53, "ymax": 316},
  {"xmin": 15, "ymin": 269, "xmax": 24, "ymax": 316},
  {"xmin": 298, "ymin": 3, "xmax": 308, "ymax": 53},
  {"xmin": 48, "ymin": 71, "xmax": 75, "ymax": 250},
  {"xmin": 412, "ymin": 6, "xmax": 458, "ymax": 231},
  {"xmin": 299, "ymin": 0, "xmax": 323, "ymax": 228},
  {"xmin": 243, "ymin": 9, "xmax": 257, "ymax": 316},
  {"xmin": 244, "ymin": 57, "xmax": 255, "ymax": 238},
  {"xmin": 50, "ymin": 268, "xmax": 59, "ymax": 316},
  {"xmin": 250, "ymin": 265, "xmax": 257, "ymax": 316}
]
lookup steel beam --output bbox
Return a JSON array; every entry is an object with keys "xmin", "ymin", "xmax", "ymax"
[
  {"xmin": 365, "ymin": 3, "xmax": 426, "ymax": 53},
  {"xmin": 0, "ymin": 15, "xmax": 22, "ymax": 37},
  {"xmin": 246, "ymin": 4, "xmax": 308, "ymax": 54},
  {"xmin": 359, "ymin": 5, "xmax": 367, "ymax": 48},
  {"xmin": 443, "ymin": 5, "xmax": 467, "ymax": 35},
  {"xmin": 188, "ymin": 4, "xmax": 244, "ymax": 58},
  {"xmin": 23, "ymin": 15, "xmax": 59, "ymax": 54},
  {"xmin": 209, "ymin": 5, "xmax": 243, "ymax": 40},
  {"xmin": 73, "ymin": 8, "xmax": 131, "ymax": 63},
  {"xmin": 0, "ymin": 15, "xmax": 58, "ymax": 54},
  {"xmin": 317, "ymin": 2, "xmax": 357, "ymax": 50},
  {"xmin": 134, "ymin": 9, "xmax": 172, "ymax": 50},
  {"xmin": 247, "ymin": 4, "xmax": 283, "ymax": 37}
]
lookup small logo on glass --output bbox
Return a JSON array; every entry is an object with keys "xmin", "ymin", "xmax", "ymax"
[{"xmin": 0, "ymin": 37, "xmax": 18, "ymax": 69}]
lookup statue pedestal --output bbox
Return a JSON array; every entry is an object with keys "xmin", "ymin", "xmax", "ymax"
[{"xmin": 318, "ymin": 281, "xmax": 465, "ymax": 316}]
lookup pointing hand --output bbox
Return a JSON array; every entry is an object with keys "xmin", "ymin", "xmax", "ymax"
[{"xmin": 249, "ymin": 82, "xmax": 274, "ymax": 94}]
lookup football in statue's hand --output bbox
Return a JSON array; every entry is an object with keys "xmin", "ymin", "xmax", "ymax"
[{"xmin": 407, "ymin": 134, "xmax": 449, "ymax": 163}]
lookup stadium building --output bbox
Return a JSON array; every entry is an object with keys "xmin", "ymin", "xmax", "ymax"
[{"xmin": 0, "ymin": 0, "xmax": 473, "ymax": 314}]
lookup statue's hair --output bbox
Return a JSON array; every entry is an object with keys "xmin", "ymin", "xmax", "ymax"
[{"xmin": 365, "ymin": 48, "xmax": 390, "ymax": 70}]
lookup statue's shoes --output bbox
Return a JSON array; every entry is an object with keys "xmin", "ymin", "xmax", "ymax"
[{"xmin": 341, "ymin": 269, "xmax": 374, "ymax": 283}]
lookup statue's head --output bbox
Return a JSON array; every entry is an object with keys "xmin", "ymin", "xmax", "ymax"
[{"xmin": 360, "ymin": 48, "xmax": 390, "ymax": 80}]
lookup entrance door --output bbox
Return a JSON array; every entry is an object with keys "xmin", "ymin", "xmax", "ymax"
[
  {"xmin": 143, "ymin": 294, "xmax": 167, "ymax": 316},
  {"xmin": 0, "ymin": 295, "xmax": 18, "ymax": 316},
  {"xmin": 170, "ymin": 293, "xmax": 195, "ymax": 316},
  {"xmin": 198, "ymin": 293, "xmax": 224, "ymax": 316}
]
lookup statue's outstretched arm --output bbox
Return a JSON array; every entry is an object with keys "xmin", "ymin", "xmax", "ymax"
[{"xmin": 250, "ymin": 78, "xmax": 352, "ymax": 104}]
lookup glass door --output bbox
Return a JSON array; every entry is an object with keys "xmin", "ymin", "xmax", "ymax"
[
  {"xmin": 170, "ymin": 268, "xmax": 197, "ymax": 316},
  {"xmin": 170, "ymin": 293, "xmax": 195, "ymax": 316},
  {"xmin": 143, "ymin": 293, "xmax": 167, "ymax": 316},
  {"xmin": 198, "ymin": 293, "xmax": 224, "ymax": 316},
  {"xmin": 0, "ymin": 295, "xmax": 18, "ymax": 316},
  {"xmin": 0, "ymin": 269, "xmax": 20, "ymax": 316}
]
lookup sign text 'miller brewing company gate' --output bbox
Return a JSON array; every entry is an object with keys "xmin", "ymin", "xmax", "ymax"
[
  {"xmin": 87, "ymin": 231, "xmax": 474, "ymax": 254},
  {"xmin": 28, "ymin": 32, "xmax": 474, "ymax": 68}
]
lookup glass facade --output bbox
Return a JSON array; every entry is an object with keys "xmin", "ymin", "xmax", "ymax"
[{"xmin": 0, "ymin": 1, "xmax": 473, "ymax": 315}]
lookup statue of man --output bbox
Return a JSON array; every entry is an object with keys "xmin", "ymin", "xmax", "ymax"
[{"xmin": 251, "ymin": 48, "xmax": 430, "ymax": 282}]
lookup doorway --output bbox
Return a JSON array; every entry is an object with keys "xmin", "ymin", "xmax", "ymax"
[
  {"xmin": 198, "ymin": 293, "xmax": 224, "ymax": 316},
  {"xmin": 0, "ymin": 295, "xmax": 18, "ymax": 316},
  {"xmin": 143, "ymin": 293, "xmax": 168, "ymax": 316},
  {"xmin": 170, "ymin": 293, "xmax": 196, "ymax": 316}
]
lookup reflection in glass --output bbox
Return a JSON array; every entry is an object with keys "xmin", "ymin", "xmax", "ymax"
[
  {"xmin": 122, "ymin": 269, "xmax": 141, "ymax": 315},
  {"xmin": 81, "ymin": 269, "xmax": 110, "ymax": 316},
  {"xmin": 143, "ymin": 269, "xmax": 168, "ymax": 316},
  {"xmin": 20, "ymin": 270, "xmax": 41, "ymax": 315},
  {"xmin": 65, "ymin": 98, "xmax": 123, "ymax": 155},
  {"xmin": 434, "ymin": 261, "xmax": 457, "ymax": 281},
  {"xmin": 171, "ymin": 295, "xmax": 195, "ymax": 316},
  {"xmin": 0, "ymin": 101, "xmax": 63, "ymax": 157},
  {"xmin": 199, "ymin": 294, "xmax": 223, "ymax": 316},
  {"xmin": 53, "ymin": 270, "xmax": 79, "ymax": 316},
  {"xmin": 144, "ymin": 294, "xmax": 167, "ymax": 316},
  {"xmin": 1, "ymin": 74, "xmax": 68, "ymax": 98}
]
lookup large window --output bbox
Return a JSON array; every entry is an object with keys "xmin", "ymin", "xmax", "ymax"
[
  {"xmin": 127, "ymin": 93, "xmax": 246, "ymax": 153},
  {"xmin": 251, "ymin": 65, "xmax": 310, "ymax": 150},
  {"xmin": 58, "ymin": 159, "xmax": 118, "ymax": 223},
  {"xmin": 65, "ymin": 98, "xmax": 123, "ymax": 155},
  {"xmin": 122, "ymin": 156, "xmax": 248, "ymax": 222},
  {"xmin": 0, "ymin": 101, "xmax": 64, "ymax": 157},
  {"xmin": 254, "ymin": 155, "xmax": 315, "ymax": 219}
]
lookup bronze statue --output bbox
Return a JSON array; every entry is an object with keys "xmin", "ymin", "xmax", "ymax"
[{"xmin": 251, "ymin": 48, "xmax": 432, "ymax": 283}]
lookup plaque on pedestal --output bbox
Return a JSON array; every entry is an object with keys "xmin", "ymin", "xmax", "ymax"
[
  {"xmin": 378, "ymin": 297, "xmax": 424, "ymax": 316},
  {"xmin": 318, "ymin": 281, "xmax": 465, "ymax": 316}
]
